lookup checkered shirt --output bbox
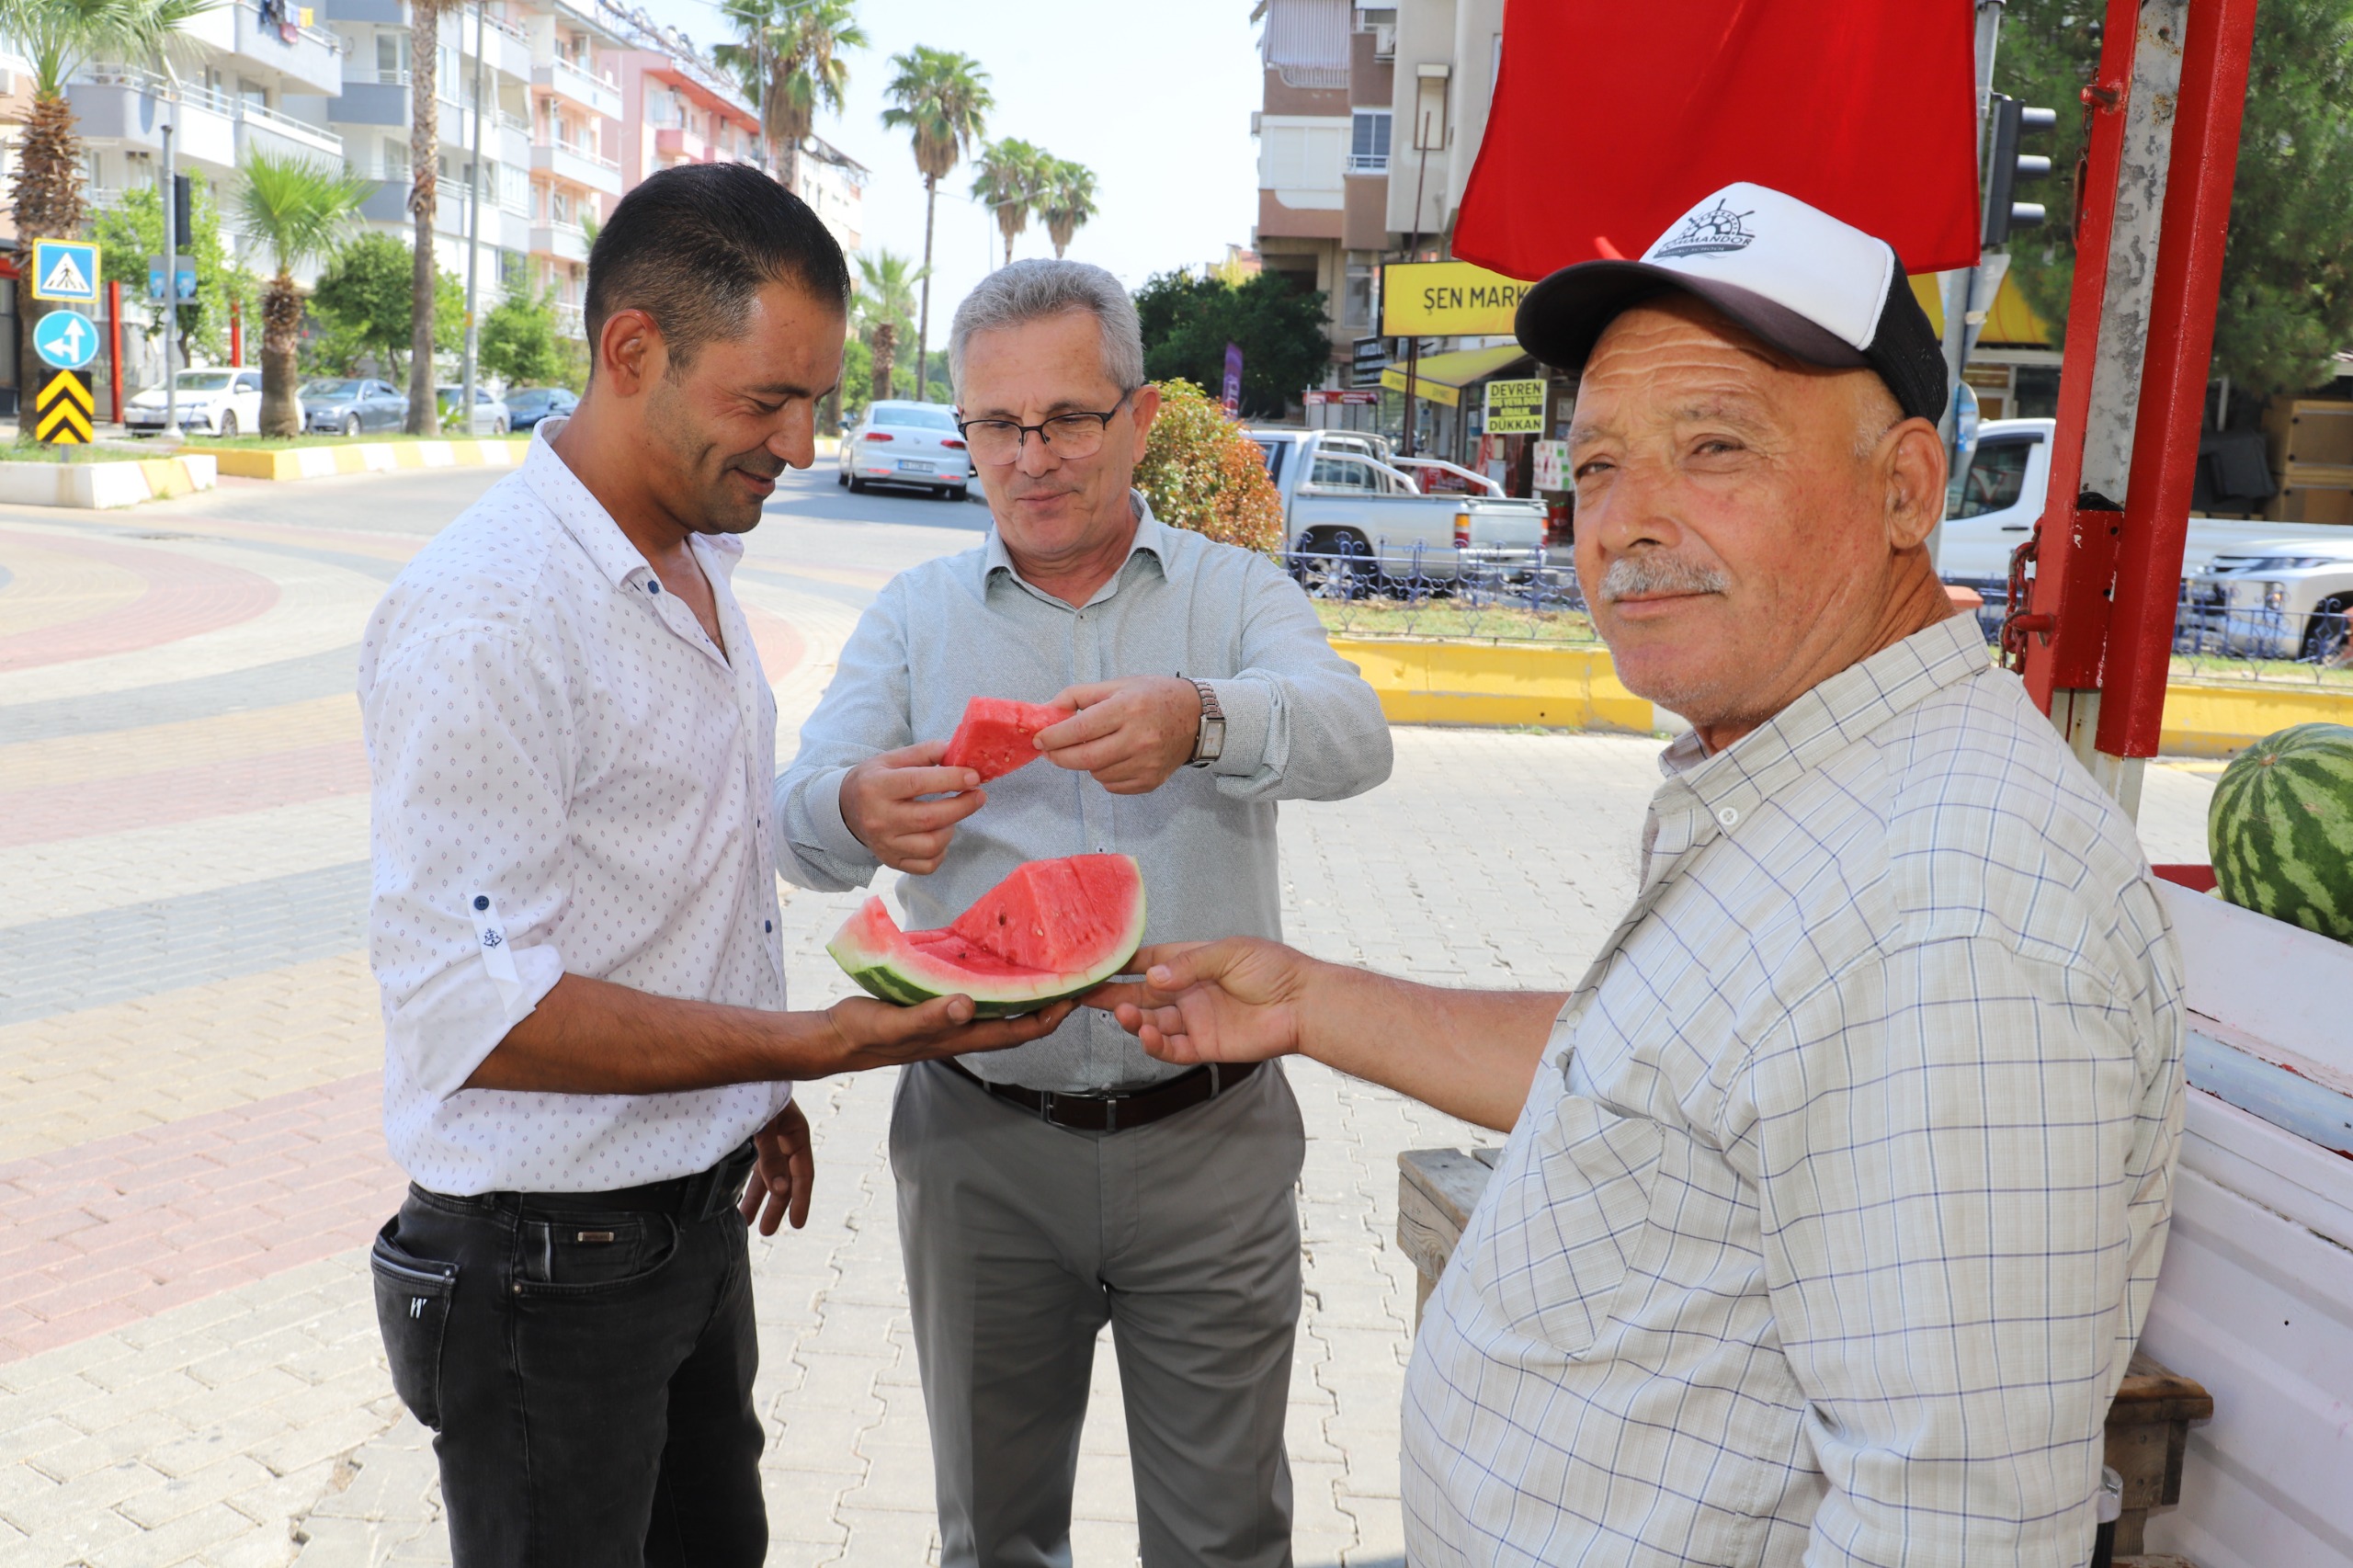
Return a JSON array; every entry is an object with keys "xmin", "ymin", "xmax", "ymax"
[{"xmin": 1403, "ymin": 615, "xmax": 2186, "ymax": 1567}]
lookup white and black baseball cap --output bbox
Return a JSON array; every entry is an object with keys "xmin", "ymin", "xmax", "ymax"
[{"xmin": 1515, "ymin": 182, "xmax": 1949, "ymax": 424}]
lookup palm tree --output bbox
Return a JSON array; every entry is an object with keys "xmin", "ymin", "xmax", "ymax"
[
  {"xmin": 969, "ymin": 138, "xmax": 1045, "ymax": 268},
  {"xmin": 1040, "ymin": 158, "xmax": 1098, "ymax": 258},
  {"xmin": 714, "ymin": 0, "xmax": 863, "ymax": 189},
  {"xmin": 880, "ymin": 45, "xmax": 988, "ymax": 403},
  {"xmin": 854, "ymin": 247, "xmax": 921, "ymax": 400},
  {"xmin": 404, "ymin": 0, "xmax": 440, "ymax": 433},
  {"xmin": 0, "ymin": 0, "xmax": 215, "ymax": 415},
  {"xmin": 233, "ymin": 149, "xmax": 367, "ymax": 437}
]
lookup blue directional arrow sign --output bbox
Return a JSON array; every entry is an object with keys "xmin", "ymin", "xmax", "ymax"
[{"xmin": 32, "ymin": 309, "xmax": 97, "ymax": 371}]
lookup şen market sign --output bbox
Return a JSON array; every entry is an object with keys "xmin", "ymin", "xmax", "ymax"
[{"xmin": 1381, "ymin": 261, "xmax": 1535, "ymax": 337}]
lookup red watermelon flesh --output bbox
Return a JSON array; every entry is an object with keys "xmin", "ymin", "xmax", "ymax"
[
  {"xmin": 946, "ymin": 854, "xmax": 1141, "ymax": 972},
  {"xmin": 940, "ymin": 697, "xmax": 1069, "ymax": 780}
]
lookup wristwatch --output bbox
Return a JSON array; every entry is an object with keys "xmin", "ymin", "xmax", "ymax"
[{"xmin": 1186, "ymin": 678, "xmax": 1225, "ymax": 768}]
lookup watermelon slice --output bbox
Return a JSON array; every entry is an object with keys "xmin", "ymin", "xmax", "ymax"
[
  {"xmin": 939, "ymin": 697, "xmax": 1069, "ymax": 781},
  {"xmin": 826, "ymin": 854, "xmax": 1146, "ymax": 1017}
]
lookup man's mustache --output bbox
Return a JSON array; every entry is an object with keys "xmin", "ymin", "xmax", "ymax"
[
  {"xmin": 1597, "ymin": 553, "xmax": 1730, "ymax": 602},
  {"xmin": 730, "ymin": 454, "xmax": 786, "ymax": 481}
]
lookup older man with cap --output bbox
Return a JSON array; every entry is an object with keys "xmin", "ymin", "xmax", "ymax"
[{"xmin": 1094, "ymin": 184, "xmax": 2185, "ymax": 1566}]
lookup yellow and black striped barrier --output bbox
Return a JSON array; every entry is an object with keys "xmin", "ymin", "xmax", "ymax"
[{"xmin": 36, "ymin": 369, "xmax": 94, "ymax": 445}]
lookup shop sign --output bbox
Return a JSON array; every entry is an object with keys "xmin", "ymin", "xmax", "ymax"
[
  {"xmin": 1306, "ymin": 389, "xmax": 1381, "ymax": 405},
  {"xmin": 1380, "ymin": 261, "xmax": 1535, "ymax": 336},
  {"xmin": 1483, "ymin": 377, "xmax": 1546, "ymax": 436},
  {"xmin": 1351, "ymin": 336, "xmax": 1388, "ymax": 378},
  {"xmin": 1532, "ymin": 438, "xmax": 1570, "ymax": 491}
]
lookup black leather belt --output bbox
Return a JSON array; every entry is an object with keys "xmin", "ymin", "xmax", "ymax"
[
  {"xmin": 944, "ymin": 1057, "xmax": 1262, "ymax": 1133},
  {"xmin": 430, "ymin": 1142, "xmax": 757, "ymax": 1225}
]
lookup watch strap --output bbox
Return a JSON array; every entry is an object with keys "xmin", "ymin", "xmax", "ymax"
[{"xmin": 1187, "ymin": 677, "xmax": 1225, "ymax": 767}]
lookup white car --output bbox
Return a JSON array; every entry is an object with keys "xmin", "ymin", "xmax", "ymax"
[
  {"xmin": 123, "ymin": 368, "xmax": 263, "ymax": 437},
  {"xmin": 2183, "ymin": 539, "xmax": 2353, "ymax": 663},
  {"xmin": 837, "ymin": 401, "xmax": 972, "ymax": 499}
]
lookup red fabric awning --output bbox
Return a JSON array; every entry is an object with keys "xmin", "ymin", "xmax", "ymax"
[{"xmin": 1454, "ymin": 0, "xmax": 1983, "ymax": 282}]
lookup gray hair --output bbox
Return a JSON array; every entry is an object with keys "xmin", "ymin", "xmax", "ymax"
[{"xmin": 948, "ymin": 259, "xmax": 1145, "ymax": 399}]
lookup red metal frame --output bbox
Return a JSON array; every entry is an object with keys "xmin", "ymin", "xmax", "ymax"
[
  {"xmin": 2097, "ymin": 0, "xmax": 2264, "ymax": 756},
  {"xmin": 2018, "ymin": 0, "xmax": 2265, "ymax": 755}
]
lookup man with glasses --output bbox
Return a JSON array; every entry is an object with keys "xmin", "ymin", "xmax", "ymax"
[{"xmin": 775, "ymin": 258, "xmax": 1392, "ymax": 1567}]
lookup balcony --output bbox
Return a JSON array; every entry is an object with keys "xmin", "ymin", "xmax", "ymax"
[
  {"xmin": 69, "ymin": 68, "xmax": 235, "ymax": 168},
  {"xmin": 1346, "ymin": 152, "xmax": 1390, "ymax": 175},
  {"xmin": 529, "ymin": 222, "xmax": 591, "ymax": 265},
  {"xmin": 235, "ymin": 99, "xmax": 346, "ymax": 167},
  {"xmin": 531, "ymin": 137, "xmax": 621, "ymax": 196},
  {"xmin": 532, "ymin": 58, "xmax": 620, "ymax": 119},
  {"xmin": 233, "ymin": 0, "xmax": 341, "ymax": 97},
  {"xmin": 653, "ymin": 124, "xmax": 708, "ymax": 163}
]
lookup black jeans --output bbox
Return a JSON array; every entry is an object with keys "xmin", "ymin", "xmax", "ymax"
[{"xmin": 370, "ymin": 1169, "xmax": 766, "ymax": 1567}]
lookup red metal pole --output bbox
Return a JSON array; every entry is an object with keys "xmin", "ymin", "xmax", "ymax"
[
  {"xmin": 231, "ymin": 301, "xmax": 243, "ymax": 368},
  {"xmin": 2017, "ymin": 0, "xmax": 2143, "ymax": 710},
  {"xmin": 107, "ymin": 279, "xmax": 122, "ymax": 426},
  {"xmin": 2097, "ymin": 0, "xmax": 2264, "ymax": 758}
]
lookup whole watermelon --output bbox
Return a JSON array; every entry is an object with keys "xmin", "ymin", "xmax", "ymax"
[{"xmin": 2209, "ymin": 722, "xmax": 2353, "ymax": 942}]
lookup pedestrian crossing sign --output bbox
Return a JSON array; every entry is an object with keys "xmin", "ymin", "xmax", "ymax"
[{"xmin": 30, "ymin": 240, "xmax": 100, "ymax": 302}]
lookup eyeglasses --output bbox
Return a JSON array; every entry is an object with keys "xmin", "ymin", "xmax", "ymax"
[{"xmin": 955, "ymin": 392, "xmax": 1134, "ymax": 467}]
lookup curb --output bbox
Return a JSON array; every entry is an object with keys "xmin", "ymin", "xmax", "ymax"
[
  {"xmin": 199, "ymin": 437, "xmax": 529, "ymax": 482},
  {"xmin": 1328, "ymin": 636, "xmax": 2353, "ymax": 755},
  {"xmin": 0, "ymin": 453, "xmax": 218, "ymax": 508}
]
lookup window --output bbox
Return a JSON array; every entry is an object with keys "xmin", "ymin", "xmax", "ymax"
[
  {"xmin": 376, "ymin": 30, "xmax": 410, "ymax": 81},
  {"xmin": 1949, "ymin": 438, "xmax": 2039, "ymax": 518},
  {"xmin": 1310, "ymin": 454, "xmax": 1381, "ymax": 491},
  {"xmin": 1348, "ymin": 109, "xmax": 1391, "ymax": 174},
  {"xmin": 381, "ymin": 137, "xmax": 409, "ymax": 177},
  {"xmin": 1343, "ymin": 261, "xmax": 1375, "ymax": 328}
]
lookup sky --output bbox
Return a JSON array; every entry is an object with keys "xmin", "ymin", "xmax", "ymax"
[{"xmin": 630, "ymin": 0, "xmax": 1267, "ymax": 354}]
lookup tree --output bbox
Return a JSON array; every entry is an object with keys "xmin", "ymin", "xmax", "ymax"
[
  {"xmin": 715, "ymin": 0, "xmax": 864, "ymax": 186},
  {"xmin": 881, "ymin": 45, "xmax": 990, "ymax": 402},
  {"xmin": 970, "ymin": 137, "xmax": 1045, "ymax": 267},
  {"xmin": 1134, "ymin": 269, "xmax": 1332, "ymax": 419},
  {"xmin": 1996, "ymin": 0, "xmax": 2353, "ymax": 400},
  {"xmin": 1040, "ymin": 157, "xmax": 1098, "ymax": 258},
  {"xmin": 837, "ymin": 331, "xmax": 871, "ymax": 427},
  {"xmin": 312, "ymin": 232, "xmax": 462, "ymax": 381},
  {"xmin": 1134, "ymin": 379, "xmax": 1282, "ymax": 553},
  {"xmin": 233, "ymin": 150, "xmax": 367, "ymax": 436},
  {"xmin": 405, "ymin": 0, "xmax": 442, "ymax": 432},
  {"xmin": 854, "ymin": 247, "xmax": 922, "ymax": 399},
  {"xmin": 480, "ymin": 286, "xmax": 568, "ymax": 387},
  {"xmin": 0, "ymin": 0, "xmax": 215, "ymax": 409},
  {"xmin": 92, "ymin": 180, "xmax": 253, "ymax": 372}
]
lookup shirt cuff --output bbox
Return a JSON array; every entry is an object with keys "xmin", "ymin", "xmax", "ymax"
[
  {"xmin": 1203, "ymin": 677, "xmax": 1271, "ymax": 777},
  {"xmin": 392, "ymin": 941, "xmax": 566, "ymax": 1100},
  {"xmin": 810, "ymin": 765, "xmax": 876, "ymax": 865}
]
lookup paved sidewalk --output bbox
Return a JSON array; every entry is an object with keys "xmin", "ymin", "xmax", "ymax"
[{"xmin": 0, "ymin": 469, "xmax": 2219, "ymax": 1567}]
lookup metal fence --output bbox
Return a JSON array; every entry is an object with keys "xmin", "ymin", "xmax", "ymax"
[
  {"xmin": 1951, "ymin": 576, "xmax": 2352, "ymax": 684},
  {"xmin": 1290, "ymin": 540, "xmax": 1598, "ymax": 643}
]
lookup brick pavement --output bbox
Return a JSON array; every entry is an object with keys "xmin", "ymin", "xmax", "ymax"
[{"xmin": 0, "ymin": 469, "xmax": 2221, "ymax": 1566}]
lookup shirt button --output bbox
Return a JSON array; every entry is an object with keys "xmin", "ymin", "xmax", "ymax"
[
  {"xmin": 1716, "ymin": 806, "xmax": 1739, "ymax": 827},
  {"xmin": 647, "ymin": 580, "xmax": 661, "ymax": 595},
  {"xmin": 472, "ymin": 895, "xmax": 489, "ymax": 911},
  {"xmin": 765, "ymin": 920, "xmax": 773, "ymax": 933}
]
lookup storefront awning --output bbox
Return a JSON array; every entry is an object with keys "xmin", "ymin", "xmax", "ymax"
[{"xmin": 1379, "ymin": 344, "xmax": 1532, "ymax": 408}]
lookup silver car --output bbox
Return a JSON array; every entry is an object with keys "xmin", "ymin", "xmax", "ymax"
[
  {"xmin": 836, "ymin": 401, "xmax": 972, "ymax": 499},
  {"xmin": 2183, "ymin": 539, "xmax": 2353, "ymax": 662},
  {"xmin": 301, "ymin": 377, "xmax": 406, "ymax": 436}
]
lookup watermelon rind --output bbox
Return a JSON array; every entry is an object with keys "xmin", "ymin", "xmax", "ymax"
[
  {"xmin": 824, "ymin": 876, "xmax": 1148, "ymax": 1017},
  {"xmin": 2209, "ymin": 722, "xmax": 2353, "ymax": 943}
]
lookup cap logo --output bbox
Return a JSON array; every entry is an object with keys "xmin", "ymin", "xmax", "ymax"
[{"xmin": 1653, "ymin": 199, "xmax": 1756, "ymax": 259}]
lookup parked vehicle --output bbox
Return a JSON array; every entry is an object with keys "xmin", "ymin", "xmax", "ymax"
[
  {"xmin": 2181, "ymin": 537, "xmax": 2353, "ymax": 661},
  {"xmin": 1940, "ymin": 417, "xmax": 2353, "ymax": 596},
  {"xmin": 504, "ymin": 386, "xmax": 577, "ymax": 431},
  {"xmin": 837, "ymin": 401, "xmax": 972, "ymax": 498},
  {"xmin": 124, "ymin": 368, "xmax": 263, "ymax": 437},
  {"xmin": 1249, "ymin": 427, "xmax": 1547, "ymax": 589},
  {"xmin": 436, "ymin": 385, "xmax": 511, "ymax": 436},
  {"xmin": 300, "ymin": 378, "xmax": 406, "ymax": 437}
]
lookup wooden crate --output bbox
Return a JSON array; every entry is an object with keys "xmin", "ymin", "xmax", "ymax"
[
  {"xmin": 2265, "ymin": 469, "xmax": 2353, "ymax": 525},
  {"xmin": 2264, "ymin": 397, "xmax": 2353, "ymax": 469},
  {"xmin": 1399, "ymin": 1148, "xmax": 2211, "ymax": 1558}
]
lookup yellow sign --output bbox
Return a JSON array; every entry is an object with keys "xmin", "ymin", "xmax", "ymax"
[
  {"xmin": 36, "ymin": 369, "xmax": 94, "ymax": 444},
  {"xmin": 1381, "ymin": 261, "xmax": 1535, "ymax": 337},
  {"xmin": 1483, "ymin": 378, "xmax": 1546, "ymax": 436}
]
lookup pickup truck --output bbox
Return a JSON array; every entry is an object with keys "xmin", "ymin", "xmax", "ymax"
[
  {"xmin": 1940, "ymin": 417, "xmax": 2353, "ymax": 595},
  {"xmin": 1248, "ymin": 427, "xmax": 1547, "ymax": 585}
]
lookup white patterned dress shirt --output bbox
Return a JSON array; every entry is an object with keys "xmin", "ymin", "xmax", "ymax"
[
  {"xmin": 1404, "ymin": 614, "xmax": 2186, "ymax": 1566},
  {"xmin": 359, "ymin": 421, "xmax": 790, "ymax": 1196}
]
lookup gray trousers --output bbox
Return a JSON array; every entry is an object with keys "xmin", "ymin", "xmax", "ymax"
[{"xmin": 889, "ymin": 1057, "xmax": 1307, "ymax": 1568}]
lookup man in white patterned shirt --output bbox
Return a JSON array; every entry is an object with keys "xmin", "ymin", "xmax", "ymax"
[
  {"xmin": 359, "ymin": 166, "xmax": 1070, "ymax": 1567},
  {"xmin": 1096, "ymin": 184, "xmax": 2185, "ymax": 1566}
]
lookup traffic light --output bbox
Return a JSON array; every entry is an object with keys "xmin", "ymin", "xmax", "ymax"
[{"xmin": 1982, "ymin": 93, "xmax": 2057, "ymax": 246}]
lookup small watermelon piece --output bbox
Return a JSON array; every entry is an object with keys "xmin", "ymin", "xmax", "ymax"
[
  {"xmin": 2210, "ymin": 722, "xmax": 2353, "ymax": 942},
  {"xmin": 825, "ymin": 853, "xmax": 1146, "ymax": 1016},
  {"xmin": 939, "ymin": 697, "xmax": 1069, "ymax": 780}
]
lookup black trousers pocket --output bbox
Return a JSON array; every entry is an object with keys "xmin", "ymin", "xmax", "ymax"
[{"xmin": 371, "ymin": 1216, "xmax": 458, "ymax": 1432}]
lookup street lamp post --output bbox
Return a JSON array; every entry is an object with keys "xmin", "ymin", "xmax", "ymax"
[
  {"xmin": 161, "ymin": 115, "xmax": 176, "ymax": 439},
  {"xmin": 461, "ymin": 0, "xmax": 489, "ymax": 430}
]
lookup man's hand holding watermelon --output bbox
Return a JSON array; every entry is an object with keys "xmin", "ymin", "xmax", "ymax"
[{"xmin": 840, "ymin": 740, "xmax": 995, "ymax": 874}]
